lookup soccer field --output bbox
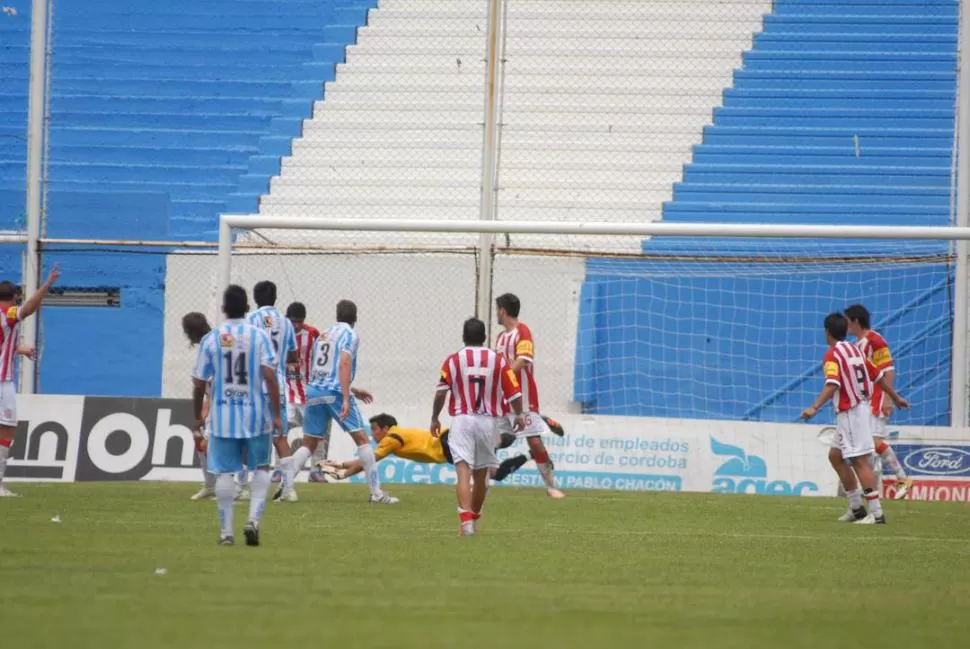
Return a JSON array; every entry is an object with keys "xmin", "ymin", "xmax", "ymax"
[{"xmin": 2, "ymin": 484, "xmax": 968, "ymax": 649}]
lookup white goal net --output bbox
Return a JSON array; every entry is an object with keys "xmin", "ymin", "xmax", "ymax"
[{"xmin": 206, "ymin": 217, "xmax": 963, "ymax": 431}]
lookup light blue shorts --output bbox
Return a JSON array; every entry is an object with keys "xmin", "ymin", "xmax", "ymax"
[
  {"xmin": 208, "ymin": 434, "xmax": 272, "ymax": 474},
  {"xmin": 304, "ymin": 387, "xmax": 364, "ymax": 437}
]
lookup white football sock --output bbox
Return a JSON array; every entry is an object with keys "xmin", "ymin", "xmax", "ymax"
[
  {"xmin": 864, "ymin": 489, "xmax": 883, "ymax": 517},
  {"xmin": 248, "ymin": 469, "xmax": 271, "ymax": 523},
  {"xmin": 236, "ymin": 468, "xmax": 249, "ymax": 486},
  {"xmin": 358, "ymin": 444, "xmax": 381, "ymax": 496},
  {"xmin": 536, "ymin": 462, "xmax": 556, "ymax": 490},
  {"xmin": 0, "ymin": 442, "xmax": 9, "ymax": 483},
  {"xmin": 311, "ymin": 437, "xmax": 330, "ymax": 464},
  {"xmin": 287, "ymin": 446, "xmax": 312, "ymax": 486},
  {"xmin": 215, "ymin": 474, "xmax": 236, "ymax": 537},
  {"xmin": 846, "ymin": 488, "xmax": 863, "ymax": 510},
  {"xmin": 878, "ymin": 445, "xmax": 906, "ymax": 479}
]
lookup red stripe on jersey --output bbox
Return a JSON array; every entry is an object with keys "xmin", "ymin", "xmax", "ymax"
[
  {"xmin": 829, "ymin": 341, "xmax": 872, "ymax": 412},
  {"xmin": 286, "ymin": 325, "xmax": 319, "ymax": 404},
  {"xmin": 0, "ymin": 317, "xmax": 19, "ymax": 382},
  {"xmin": 440, "ymin": 347, "xmax": 513, "ymax": 417},
  {"xmin": 495, "ymin": 322, "xmax": 540, "ymax": 412}
]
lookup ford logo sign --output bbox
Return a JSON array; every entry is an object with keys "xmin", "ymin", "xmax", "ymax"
[{"xmin": 902, "ymin": 447, "xmax": 970, "ymax": 476}]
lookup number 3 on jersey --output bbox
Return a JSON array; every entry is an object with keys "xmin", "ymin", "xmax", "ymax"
[
  {"xmin": 223, "ymin": 350, "xmax": 248, "ymax": 385},
  {"xmin": 312, "ymin": 341, "xmax": 332, "ymax": 381}
]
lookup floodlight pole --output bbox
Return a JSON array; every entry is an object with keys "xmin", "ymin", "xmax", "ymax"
[{"xmin": 21, "ymin": 0, "xmax": 50, "ymax": 395}]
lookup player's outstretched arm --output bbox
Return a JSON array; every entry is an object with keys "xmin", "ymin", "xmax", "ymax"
[
  {"xmin": 875, "ymin": 374, "xmax": 910, "ymax": 410},
  {"xmin": 801, "ymin": 384, "xmax": 837, "ymax": 420},
  {"xmin": 19, "ymin": 266, "xmax": 60, "ymax": 320}
]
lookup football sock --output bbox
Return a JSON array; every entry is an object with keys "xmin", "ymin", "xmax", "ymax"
[
  {"xmin": 864, "ymin": 488, "xmax": 883, "ymax": 517},
  {"xmin": 236, "ymin": 468, "xmax": 249, "ymax": 487},
  {"xmin": 311, "ymin": 437, "xmax": 330, "ymax": 464},
  {"xmin": 287, "ymin": 446, "xmax": 312, "ymax": 486},
  {"xmin": 846, "ymin": 488, "xmax": 863, "ymax": 510},
  {"xmin": 876, "ymin": 442, "xmax": 906, "ymax": 479},
  {"xmin": 358, "ymin": 444, "xmax": 381, "ymax": 496},
  {"xmin": 532, "ymin": 448, "xmax": 556, "ymax": 490},
  {"xmin": 0, "ymin": 438, "xmax": 10, "ymax": 483},
  {"xmin": 215, "ymin": 474, "xmax": 236, "ymax": 537},
  {"xmin": 249, "ymin": 469, "xmax": 271, "ymax": 523}
]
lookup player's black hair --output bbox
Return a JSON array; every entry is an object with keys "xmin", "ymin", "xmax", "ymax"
[
  {"xmin": 0, "ymin": 280, "xmax": 17, "ymax": 302},
  {"xmin": 463, "ymin": 317, "xmax": 487, "ymax": 346},
  {"xmin": 286, "ymin": 301, "xmax": 307, "ymax": 321},
  {"xmin": 181, "ymin": 312, "xmax": 211, "ymax": 346},
  {"xmin": 368, "ymin": 413, "xmax": 398, "ymax": 430},
  {"xmin": 824, "ymin": 312, "xmax": 848, "ymax": 341},
  {"xmin": 844, "ymin": 304, "xmax": 871, "ymax": 330},
  {"xmin": 252, "ymin": 280, "xmax": 277, "ymax": 307},
  {"xmin": 223, "ymin": 285, "xmax": 249, "ymax": 319},
  {"xmin": 336, "ymin": 299, "xmax": 357, "ymax": 326},
  {"xmin": 495, "ymin": 293, "xmax": 521, "ymax": 319}
]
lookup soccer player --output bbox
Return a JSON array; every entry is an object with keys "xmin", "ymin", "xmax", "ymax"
[
  {"xmin": 281, "ymin": 299, "xmax": 398, "ymax": 504},
  {"xmin": 284, "ymin": 301, "xmax": 330, "ymax": 484},
  {"xmin": 494, "ymin": 293, "xmax": 564, "ymax": 498},
  {"xmin": 801, "ymin": 313, "xmax": 910, "ymax": 525},
  {"xmin": 192, "ymin": 285, "xmax": 282, "ymax": 546},
  {"xmin": 0, "ymin": 266, "xmax": 59, "ymax": 498},
  {"xmin": 182, "ymin": 312, "xmax": 217, "ymax": 501},
  {"xmin": 320, "ymin": 412, "xmax": 529, "ymax": 482},
  {"xmin": 432, "ymin": 317, "xmax": 525, "ymax": 536},
  {"xmin": 844, "ymin": 304, "xmax": 914, "ymax": 499},
  {"xmin": 247, "ymin": 281, "xmax": 298, "ymax": 500}
]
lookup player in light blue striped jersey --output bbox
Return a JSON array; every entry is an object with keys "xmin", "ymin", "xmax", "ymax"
[
  {"xmin": 246, "ymin": 281, "xmax": 298, "ymax": 500},
  {"xmin": 282, "ymin": 299, "xmax": 398, "ymax": 504},
  {"xmin": 192, "ymin": 285, "xmax": 283, "ymax": 546}
]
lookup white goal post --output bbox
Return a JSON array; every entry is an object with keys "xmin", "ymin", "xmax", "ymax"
[{"xmin": 218, "ymin": 215, "xmax": 970, "ymax": 429}]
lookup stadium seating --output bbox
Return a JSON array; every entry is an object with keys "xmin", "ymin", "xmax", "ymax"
[
  {"xmin": 0, "ymin": 0, "xmax": 373, "ymax": 394},
  {"xmin": 576, "ymin": 0, "xmax": 958, "ymax": 425}
]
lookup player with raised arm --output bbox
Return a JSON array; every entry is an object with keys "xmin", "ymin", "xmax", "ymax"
[
  {"xmin": 844, "ymin": 304, "xmax": 914, "ymax": 499},
  {"xmin": 802, "ymin": 313, "xmax": 910, "ymax": 525},
  {"xmin": 247, "ymin": 281, "xmax": 298, "ymax": 501},
  {"xmin": 191, "ymin": 285, "xmax": 282, "ymax": 546},
  {"xmin": 281, "ymin": 300, "xmax": 398, "ymax": 504},
  {"xmin": 432, "ymin": 318, "xmax": 525, "ymax": 536},
  {"xmin": 182, "ymin": 312, "xmax": 217, "ymax": 501},
  {"xmin": 0, "ymin": 266, "xmax": 59, "ymax": 497},
  {"xmin": 284, "ymin": 302, "xmax": 331, "ymax": 484},
  {"xmin": 494, "ymin": 293, "xmax": 564, "ymax": 498}
]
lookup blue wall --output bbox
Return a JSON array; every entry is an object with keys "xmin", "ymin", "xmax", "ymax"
[
  {"xmin": 574, "ymin": 0, "xmax": 958, "ymax": 425},
  {"xmin": 0, "ymin": 0, "xmax": 373, "ymax": 396}
]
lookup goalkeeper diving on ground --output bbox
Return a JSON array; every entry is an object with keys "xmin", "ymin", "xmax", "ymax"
[{"xmin": 319, "ymin": 413, "xmax": 566, "ymax": 483}]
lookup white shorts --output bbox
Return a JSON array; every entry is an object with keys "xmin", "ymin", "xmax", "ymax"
[
  {"xmin": 496, "ymin": 411, "xmax": 550, "ymax": 439},
  {"xmin": 870, "ymin": 413, "xmax": 888, "ymax": 438},
  {"xmin": 287, "ymin": 402, "xmax": 305, "ymax": 427},
  {"xmin": 0, "ymin": 381, "xmax": 16, "ymax": 427},
  {"xmin": 448, "ymin": 415, "xmax": 501, "ymax": 470},
  {"xmin": 832, "ymin": 405, "xmax": 875, "ymax": 459}
]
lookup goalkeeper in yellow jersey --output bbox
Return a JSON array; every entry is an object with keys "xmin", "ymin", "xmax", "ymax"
[{"xmin": 320, "ymin": 413, "xmax": 564, "ymax": 482}]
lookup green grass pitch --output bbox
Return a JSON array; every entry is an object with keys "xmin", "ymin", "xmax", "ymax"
[{"xmin": 2, "ymin": 483, "xmax": 969, "ymax": 649}]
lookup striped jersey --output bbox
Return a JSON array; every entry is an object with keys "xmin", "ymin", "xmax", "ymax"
[
  {"xmin": 495, "ymin": 321, "xmax": 540, "ymax": 412},
  {"xmin": 437, "ymin": 346, "xmax": 521, "ymax": 417},
  {"xmin": 192, "ymin": 320, "xmax": 276, "ymax": 439},
  {"xmin": 286, "ymin": 324, "xmax": 320, "ymax": 405},
  {"xmin": 855, "ymin": 330, "xmax": 895, "ymax": 418},
  {"xmin": 823, "ymin": 340, "xmax": 883, "ymax": 413},
  {"xmin": 0, "ymin": 305, "xmax": 19, "ymax": 382},
  {"xmin": 247, "ymin": 306, "xmax": 297, "ymax": 395},
  {"xmin": 308, "ymin": 322, "xmax": 359, "ymax": 393}
]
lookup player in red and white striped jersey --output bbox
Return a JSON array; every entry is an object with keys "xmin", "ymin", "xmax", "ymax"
[
  {"xmin": 494, "ymin": 293, "xmax": 564, "ymax": 499},
  {"xmin": 0, "ymin": 266, "xmax": 60, "ymax": 497},
  {"xmin": 844, "ymin": 304, "xmax": 913, "ymax": 499},
  {"xmin": 802, "ymin": 313, "xmax": 910, "ymax": 524},
  {"xmin": 282, "ymin": 302, "xmax": 330, "ymax": 486},
  {"xmin": 431, "ymin": 318, "xmax": 524, "ymax": 536}
]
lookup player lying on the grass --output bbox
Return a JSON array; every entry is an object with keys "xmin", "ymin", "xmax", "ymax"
[
  {"xmin": 495, "ymin": 293, "xmax": 564, "ymax": 498},
  {"xmin": 283, "ymin": 301, "xmax": 331, "ymax": 484},
  {"xmin": 191, "ymin": 285, "xmax": 283, "ymax": 546},
  {"xmin": 280, "ymin": 299, "xmax": 398, "ymax": 504},
  {"xmin": 432, "ymin": 317, "xmax": 525, "ymax": 536},
  {"xmin": 0, "ymin": 266, "xmax": 59, "ymax": 498},
  {"xmin": 319, "ymin": 413, "xmax": 544, "ymax": 482},
  {"xmin": 801, "ymin": 313, "xmax": 910, "ymax": 525},
  {"xmin": 182, "ymin": 312, "xmax": 217, "ymax": 501},
  {"xmin": 246, "ymin": 281, "xmax": 299, "ymax": 501},
  {"xmin": 844, "ymin": 304, "xmax": 913, "ymax": 499}
]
